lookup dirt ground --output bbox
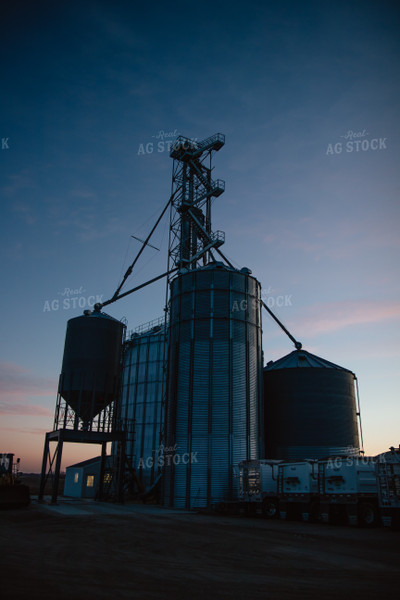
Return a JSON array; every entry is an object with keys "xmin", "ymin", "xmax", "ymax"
[{"xmin": 1, "ymin": 496, "xmax": 399, "ymax": 600}]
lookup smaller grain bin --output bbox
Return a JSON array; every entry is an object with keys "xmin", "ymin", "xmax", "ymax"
[
  {"xmin": 264, "ymin": 349, "xmax": 360, "ymax": 461},
  {"xmin": 119, "ymin": 321, "xmax": 167, "ymax": 490},
  {"xmin": 59, "ymin": 311, "xmax": 125, "ymax": 426}
]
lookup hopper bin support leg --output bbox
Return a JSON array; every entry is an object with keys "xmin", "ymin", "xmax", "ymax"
[
  {"xmin": 38, "ymin": 434, "xmax": 50, "ymax": 501},
  {"xmin": 98, "ymin": 441, "xmax": 107, "ymax": 501},
  {"xmin": 51, "ymin": 438, "xmax": 63, "ymax": 504}
]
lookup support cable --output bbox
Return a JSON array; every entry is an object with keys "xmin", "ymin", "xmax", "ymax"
[
  {"xmin": 96, "ymin": 267, "xmax": 179, "ymax": 310},
  {"xmin": 261, "ymin": 299, "xmax": 302, "ymax": 350},
  {"xmin": 355, "ymin": 376, "xmax": 365, "ymax": 455},
  {"xmin": 110, "ymin": 194, "xmax": 174, "ymax": 302},
  {"xmin": 197, "ymin": 241, "xmax": 302, "ymax": 350},
  {"xmin": 215, "ymin": 247, "xmax": 234, "ymax": 269}
]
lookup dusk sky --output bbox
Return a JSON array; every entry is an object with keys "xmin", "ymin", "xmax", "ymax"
[{"xmin": 1, "ymin": 0, "xmax": 399, "ymax": 473}]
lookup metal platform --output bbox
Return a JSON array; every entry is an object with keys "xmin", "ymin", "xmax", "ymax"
[{"xmin": 170, "ymin": 133, "xmax": 225, "ymax": 160}]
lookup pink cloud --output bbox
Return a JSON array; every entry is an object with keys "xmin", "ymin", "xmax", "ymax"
[
  {"xmin": 0, "ymin": 403, "xmax": 53, "ymax": 417},
  {"xmin": 255, "ymin": 214, "xmax": 400, "ymax": 261},
  {"xmin": 0, "ymin": 362, "xmax": 56, "ymax": 395},
  {"xmin": 0, "ymin": 426, "xmax": 49, "ymax": 435},
  {"xmin": 288, "ymin": 300, "xmax": 400, "ymax": 337},
  {"xmin": 0, "ymin": 362, "xmax": 56, "ymax": 417}
]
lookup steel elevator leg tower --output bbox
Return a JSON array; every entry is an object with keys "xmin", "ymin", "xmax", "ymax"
[{"xmin": 168, "ymin": 133, "xmax": 226, "ymax": 271}]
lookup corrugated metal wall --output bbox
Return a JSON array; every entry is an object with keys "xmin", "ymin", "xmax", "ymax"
[
  {"xmin": 120, "ymin": 326, "xmax": 167, "ymax": 490},
  {"xmin": 163, "ymin": 264, "xmax": 263, "ymax": 509},
  {"xmin": 264, "ymin": 350, "xmax": 360, "ymax": 461}
]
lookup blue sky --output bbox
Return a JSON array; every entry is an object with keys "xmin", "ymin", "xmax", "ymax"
[{"xmin": 1, "ymin": 0, "xmax": 399, "ymax": 472}]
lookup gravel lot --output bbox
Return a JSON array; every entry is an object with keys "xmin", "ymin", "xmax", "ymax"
[{"xmin": 1, "ymin": 497, "xmax": 399, "ymax": 600}]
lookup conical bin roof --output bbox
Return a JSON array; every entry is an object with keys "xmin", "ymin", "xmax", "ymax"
[{"xmin": 264, "ymin": 349, "xmax": 353, "ymax": 372}]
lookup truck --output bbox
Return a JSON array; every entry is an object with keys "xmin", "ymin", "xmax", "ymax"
[
  {"xmin": 277, "ymin": 460, "xmax": 319, "ymax": 522},
  {"xmin": 238, "ymin": 459, "xmax": 281, "ymax": 517},
  {"xmin": 225, "ymin": 447, "xmax": 400, "ymax": 529},
  {"xmin": 375, "ymin": 446, "xmax": 400, "ymax": 530},
  {"xmin": 318, "ymin": 456, "xmax": 378, "ymax": 527},
  {"xmin": 237, "ymin": 453, "xmax": 393, "ymax": 528}
]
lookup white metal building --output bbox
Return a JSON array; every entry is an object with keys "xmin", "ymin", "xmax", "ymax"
[{"xmin": 64, "ymin": 456, "xmax": 101, "ymax": 498}]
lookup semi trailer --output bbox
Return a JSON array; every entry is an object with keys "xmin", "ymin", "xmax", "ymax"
[
  {"xmin": 375, "ymin": 446, "xmax": 400, "ymax": 530},
  {"xmin": 234, "ymin": 447, "xmax": 399, "ymax": 529}
]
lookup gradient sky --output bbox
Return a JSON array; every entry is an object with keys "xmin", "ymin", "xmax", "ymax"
[{"xmin": 1, "ymin": 0, "xmax": 399, "ymax": 473}]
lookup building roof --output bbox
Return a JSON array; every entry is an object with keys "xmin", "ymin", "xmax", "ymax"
[
  {"xmin": 66, "ymin": 456, "xmax": 101, "ymax": 469},
  {"xmin": 264, "ymin": 349, "xmax": 353, "ymax": 373}
]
